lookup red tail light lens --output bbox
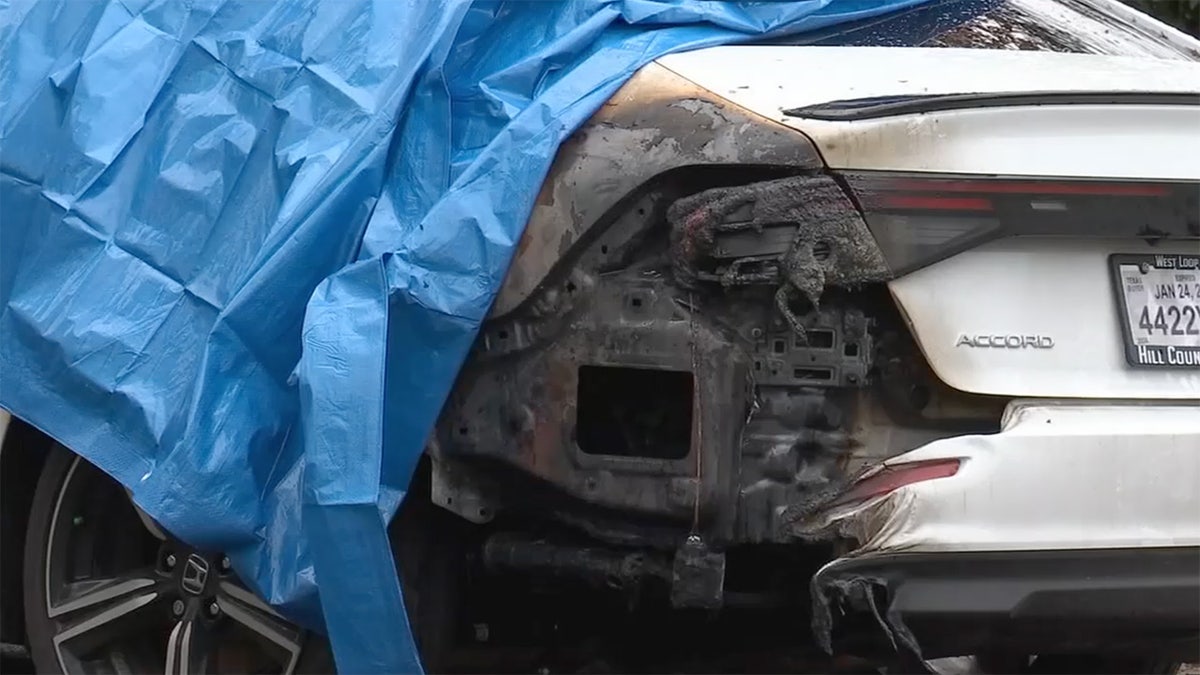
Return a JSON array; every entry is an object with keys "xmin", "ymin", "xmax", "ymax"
[
  {"xmin": 876, "ymin": 195, "xmax": 993, "ymax": 211},
  {"xmin": 831, "ymin": 458, "xmax": 962, "ymax": 509}
]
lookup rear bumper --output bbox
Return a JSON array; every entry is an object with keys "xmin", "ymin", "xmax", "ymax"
[
  {"xmin": 809, "ymin": 401, "xmax": 1200, "ymax": 554},
  {"xmin": 814, "ymin": 547, "xmax": 1200, "ymax": 660},
  {"xmin": 808, "ymin": 401, "xmax": 1200, "ymax": 659}
]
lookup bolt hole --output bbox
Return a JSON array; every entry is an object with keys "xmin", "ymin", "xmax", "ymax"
[
  {"xmin": 600, "ymin": 244, "xmax": 609, "ymax": 254},
  {"xmin": 458, "ymin": 426, "xmax": 469, "ymax": 436},
  {"xmin": 754, "ymin": 360, "xmax": 762, "ymax": 371},
  {"xmin": 630, "ymin": 297, "xmax": 642, "ymax": 308},
  {"xmin": 637, "ymin": 208, "xmax": 646, "ymax": 216},
  {"xmin": 478, "ymin": 508, "xmax": 490, "ymax": 518},
  {"xmin": 566, "ymin": 282, "xmax": 577, "ymax": 293},
  {"xmin": 772, "ymin": 340, "xmax": 786, "ymax": 354},
  {"xmin": 446, "ymin": 496, "xmax": 454, "ymax": 505},
  {"xmin": 498, "ymin": 329, "xmax": 509, "ymax": 340}
]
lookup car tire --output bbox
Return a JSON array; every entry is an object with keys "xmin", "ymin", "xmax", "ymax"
[
  {"xmin": 25, "ymin": 444, "xmax": 324, "ymax": 667},
  {"xmin": 24, "ymin": 444, "xmax": 463, "ymax": 675}
]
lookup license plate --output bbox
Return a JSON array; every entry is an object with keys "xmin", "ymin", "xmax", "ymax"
[{"xmin": 1110, "ymin": 253, "xmax": 1200, "ymax": 368}]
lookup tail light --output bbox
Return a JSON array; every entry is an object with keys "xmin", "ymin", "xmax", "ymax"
[
  {"xmin": 836, "ymin": 172, "xmax": 1199, "ymax": 274},
  {"xmin": 830, "ymin": 458, "xmax": 962, "ymax": 509}
]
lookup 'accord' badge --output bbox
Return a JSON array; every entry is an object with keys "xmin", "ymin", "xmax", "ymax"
[{"xmin": 956, "ymin": 334, "xmax": 1054, "ymax": 349}]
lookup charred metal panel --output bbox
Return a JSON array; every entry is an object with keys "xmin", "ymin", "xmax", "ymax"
[
  {"xmin": 737, "ymin": 386, "xmax": 859, "ymax": 544},
  {"xmin": 491, "ymin": 63, "xmax": 823, "ymax": 318},
  {"xmin": 430, "ymin": 453, "xmax": 499, "ymax": 524},
  {"xmin": 436, "ymin": 159, "xmax": 1000, "ymax": 552},
  {"xmin": 441, "ymin": 268, "xmax": 750, "ymax": 529},
  {"xmin": 438, "ymin": 264, "xmax": 879, "ymax": 548},
  {"xmin": 748, "ymin": 309, "xmax": 872, "ymax": 389}
]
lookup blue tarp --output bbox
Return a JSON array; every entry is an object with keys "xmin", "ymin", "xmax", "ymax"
[{"xmin": 0, "ymin": 1, "xmax": 924, "ymax": 671}]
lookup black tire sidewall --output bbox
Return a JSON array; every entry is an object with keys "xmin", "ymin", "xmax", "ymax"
[{"xmin": 23, "ymin": 443, "xmax": 78, "ymax": 675}]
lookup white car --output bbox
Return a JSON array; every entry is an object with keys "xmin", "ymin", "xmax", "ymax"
[{"xmin": 2, "ymin": 0, "xmax": 1197, "ymax": 673}]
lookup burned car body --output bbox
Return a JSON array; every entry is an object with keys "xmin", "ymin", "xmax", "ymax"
[
  {"xmin": 426, "ymin": 3, "xmax": 1200, "ymax": 667},
  {"xmin": 3, "ymin": 1, "xmax": 1199, "ymax": 673},
  {"xmin": 431, "ymin": 64, "xmax": 999, "ymax": 560}
]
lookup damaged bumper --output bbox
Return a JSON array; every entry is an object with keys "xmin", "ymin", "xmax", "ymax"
[
  {"xmin": 814, "ymin": 547, "xmax": 1200, "ymax": 660},
  {"xmin": 811, "ymin": 401, "xmax": 1200, "ymax": 659}
]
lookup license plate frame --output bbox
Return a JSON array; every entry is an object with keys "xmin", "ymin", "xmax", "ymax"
[{"xmin": 1109, "ymin": 253, "xmax": 1200, "ymax": 368}]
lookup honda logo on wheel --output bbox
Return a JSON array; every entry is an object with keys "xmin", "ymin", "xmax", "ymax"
[{"xmin": 181, "ymin": 554, "xmax": 210, "ymax": 595}]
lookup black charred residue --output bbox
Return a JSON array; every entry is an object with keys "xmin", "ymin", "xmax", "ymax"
[
  {"xmin": 666, "ymin": 175, "xmax": 889, "ymax": 340},
  {"xmin": 927, "ymin": 4, "xmax": 1092, "ymax": 53},
  {"xmin": 811, "ymin": 574, "xmax": 920, "ymax": 658}
]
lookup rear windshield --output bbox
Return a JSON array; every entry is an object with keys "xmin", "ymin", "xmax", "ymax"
[{"xmin": 764, "ymin": 0, "xmax": 1200, "ymax": 61}]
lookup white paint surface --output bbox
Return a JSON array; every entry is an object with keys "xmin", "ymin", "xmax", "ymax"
[
  {"xmin": 815, "ymin": 401, "xmax": 1200, "ymax": 554},
  {"xmin": 658, "ymin": 46, "xmax": 1200, "ymax": 115},
  {"xmin": 658, "ymin": 47, "xmax": 1200, "ymax": 179},
  {"xmin": 889, "ymin": 238, "xmax": 1200, "ymax": 399}
]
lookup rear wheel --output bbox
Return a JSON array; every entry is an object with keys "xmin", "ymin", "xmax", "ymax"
[
  {"xmin": 24, "ymin": 446, "xmax": 325, "ymax": 674},
  {"xmin": 23, "ymin": 445, "xmax": 463, "ymax": 674}
]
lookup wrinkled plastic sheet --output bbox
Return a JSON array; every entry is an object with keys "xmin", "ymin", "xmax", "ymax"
[{"xmin": 0, "ymin": 1, "xmax": 927, "ymax": 671}]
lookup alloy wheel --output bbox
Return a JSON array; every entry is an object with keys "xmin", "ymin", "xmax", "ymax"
[{"xmin": 27, "ymin": 450, "xmax": 306, "ymax": 674}]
